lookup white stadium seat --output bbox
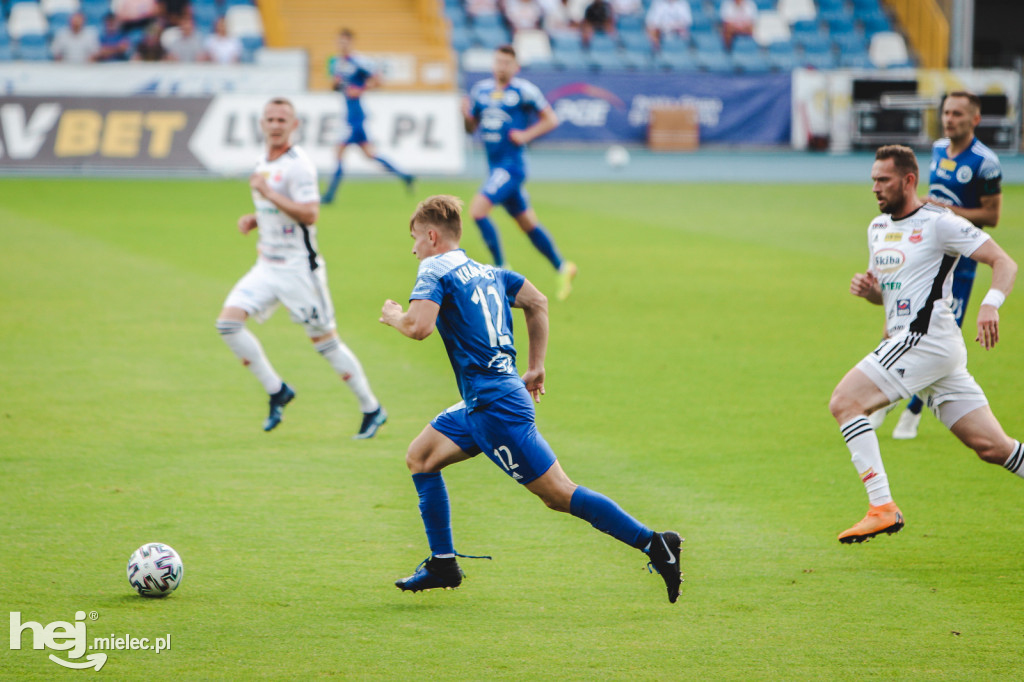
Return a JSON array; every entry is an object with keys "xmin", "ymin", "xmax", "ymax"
[
  {"xmin": 752, "ymin": 11, "xmax": 791, "ymax": 46},
  {"xmin": 778, "ymin": 0, "xmax": 817, "ymax": 24},
  {"xmin": 41, "ymin": 0, "xmax": 81, "ymax": 16},
  {"xmin": 225, "ymin": 5, "xmax": 263, "ymax": 38},
  {"xmin": 512, "ymin": 29, "xmax": 552, "ymax": 66},
  {"xmin": 8, "ymin": 3, "xmax": 50, "ymax": 40},
  {"xmin": 869, "ymin": 31, "xmax": 910, "ymax": 68}
]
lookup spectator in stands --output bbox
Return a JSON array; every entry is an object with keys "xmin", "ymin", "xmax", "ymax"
[
  {"xmin": 51, "ymin": 12, "xmax": 101, "ymax": 63},
  {"xmin": 645, "ymin": 0, "xmax": 691, "ymax": 50},
  {"xmin": 205, "ymin": 17, "xmax": 243, "ymax": 64},
  {"xmin": 538, "ymin": 0, "xmax": 576, "ymax": 34},
  {"xmin": 610, "ymin": 0, "xmax": 642, "ymax": 17},
  {"xmin": 581, "ymin": 0, "xmax": 615, "ymax": 46},
  {"xmin": 113, "ymin": 0, "xmax": 161, "ymax": 32},
  {"xmin": 466, "ymin": 0, "xmax": 501, "ymax": 18},
  {"xmin": 166, "ymin": 15, "xmax": 206, "ymax": 62},
  {"xmin": 133, "ymin": 21, "xmax": 167, "ymax": 61},
  {"xmin": 720, "ymin": 0, "xmax": 758, "ymax": 49},
  {"xmin": 505, "ymin": 0, "xmax": 543, "ymax": 33},
  {"xmin": 95, "ymin": 13, "xmax": 131, "ymax": 62}
]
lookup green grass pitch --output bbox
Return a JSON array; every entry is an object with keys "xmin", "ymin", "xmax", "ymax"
[{"xmin": 1, "ymin": 177, "xmax": 1023, "ymax": 680}]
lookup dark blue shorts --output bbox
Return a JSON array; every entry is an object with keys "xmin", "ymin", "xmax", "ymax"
[
  {"xmin": 480, "ymin": 167, "xmax": 529, "ymax": 218},
  {"xmin": 344, "ymin": 121, "xmax": 369, "ymax": 145},
  {"xmin": 430, "ymin": 387, "xmax": 557, "ymax": 485}
]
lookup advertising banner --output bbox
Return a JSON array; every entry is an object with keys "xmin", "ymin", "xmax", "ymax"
[
  {"xmin": 463, "ymin": 70, "xmax": 792, "ymax": 145},
  {"xmin": 0, "ymin": 92, "xmax": 465, "ymax": 175}
]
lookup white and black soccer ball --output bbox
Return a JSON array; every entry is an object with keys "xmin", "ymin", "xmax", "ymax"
[
  {"xmin": 605, "ymin": 144, "xmax": 630, "ymax": 170},
  {"xmin": 127, "ymin": 543, "xmax": 184, "ymax": 598}
]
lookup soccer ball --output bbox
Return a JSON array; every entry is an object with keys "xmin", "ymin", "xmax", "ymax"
[
  {"xmin": 127, "ymin": 543, "xmax": 184, "ymax": 598},
  {"xmin": 605, "ymin": 144, "xmax": 630, "ymax": 169}
]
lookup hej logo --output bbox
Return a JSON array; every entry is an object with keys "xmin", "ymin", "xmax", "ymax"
[{"xmin": 9, "ymin": 611, "xmax": 107, "ymax": 671}]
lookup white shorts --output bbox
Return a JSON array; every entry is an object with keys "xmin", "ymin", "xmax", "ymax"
[
  {"xmin": 856, "ymin": 331, "xmax": 988, "ymax": 428},
  {"xmin": 224, "ymin": 258, "xmax": 336, "ymax": 336}
]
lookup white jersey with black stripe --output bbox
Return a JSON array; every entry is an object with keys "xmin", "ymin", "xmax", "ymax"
[
  {"xmin": 252, "ymin": 146, "xmax": 322, "ymax": 269},
  {"xmin": 867, "ymin": 203, "xmax": 989, "ymax": 340}
]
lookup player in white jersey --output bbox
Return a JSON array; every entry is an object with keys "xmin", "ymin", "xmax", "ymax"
[
  {"xmin": 215, "ymin": 97, "xmax": 387, "ymax": 437},
  {"xmin": 828, "ymin": 145, "xmax": 1021, "ymax": 543}
]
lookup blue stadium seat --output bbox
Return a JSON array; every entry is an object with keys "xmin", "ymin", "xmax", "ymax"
[
  {"xmin": 621, "ymin": 49, "xmax": 653, "ymax": 70},
  {"xmin": 225, "ymin": 0, "xmax": 255, "ymax": 6},
  {"xmin": 240, "ymin": 34, "xmax": 263, "ymax": 50},
  {"xmin": 589, "ymin": 32, "xmax": 618, "ymax": 52},
  {"xmin": 450, "ymin": 25, "xmax": 471, "ymax": 52},
  {"xmin": 753, "ymin": 0, "xmax": 775, "ymax": 10},
  {"xmin": 552, "ymin": 47, "xmax": 588, "ymax": 70},
  {"xmin": 0, "ymin": 43, "xmax": 12, "ymax": 60},
  {"xmin": 692, "ymin": 32, "xmax": 725, "ymax": 54},
  {"xmin": 473, "ymin": 25, "xmax": 509, "ymax": 49},
  {"xmin": 732, "ymin": 35, "xmax": 759, "ymax": 54},
  {"xmin": 825, "ymin": 14, "xmax": 856, "ymax": 36},
  {"xmin": 833, "ymin": 31, "xmax": 868, "ymax": 55},
  {"xmin": 654, "ymin": 49, "xmax": 698, "ymax": 72},
  {"xmin": 617, "ymin": 14, "xmax": 645, "ymax": 34},
  {"xmin": 80, "ymin": 2, "xmax": 109, "ymax": 25},
  {"xmin": 191, "ymin": 4, "xmax": 219, "ymax": 30},
  {"xmin": 767, "ymin": 41, "xmax": 797, "ymax": 71},
  {"xmin": 48, "ymin": 11, "xmax": 71, "ymax": 30},
  {"xmin": 690, "ymin": 12, "xmax": 715, "ymax": 35},
  {"xmin": 859, "ymin": 12, "xmax": 891, "ymax": 36},
  {"xmin": 818, "ymin": 0, "xmax": 846, "ymax": 9},
  {"xmin": 471, "ymin": 13, "xmax": 505, "ymax": 31},
  {"xmin": 15, "ymin": 33, "xmax": 49, "ymax": 60},
  {"xmin": 790, "ymin": 19, "xmax": 821, "ymax": 40},
  {"xmin": 839, "ymin": 52, "xmax": 873, "ymax": 68},
  {"xmin": 851, "ymin": 0, "xmax": 882, "ymax": 11},
  {"xmin": 587, "ymin": 49, "xmax": 625, "ymax": 71},
  {"xmin": 802, "ymin": 46, "xmax": 837, "ymax": 70},
  {"xmin": 550, "ymin": 32, "xmax": 583, "ymax": 52},
  {"xmin": 446, "ymin": 8, "xmax": 468, "ymax": 29},
  {"xmin": 697, "ymin": 49, "xmax": 732, "ymax": 73},
  {"xmin": 621, "ymin": 30, "xmax": 652, "ymax": 55}
]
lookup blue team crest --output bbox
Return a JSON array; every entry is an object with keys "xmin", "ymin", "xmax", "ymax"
[
  {"xmin": 488, "ymin": 352, "xmax": 515, "ymax": 374},
  {"xmin": 956, "ymin": 165, "xmax": 973, "ymax": 183}
]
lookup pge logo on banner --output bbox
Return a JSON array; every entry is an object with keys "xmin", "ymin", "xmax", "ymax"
[{"xmin": 547, "ymin": 83, "xmax": 626, "ymax": 127}]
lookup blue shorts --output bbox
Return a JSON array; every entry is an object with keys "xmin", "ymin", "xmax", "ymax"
[
  {"xmin": 951, "ymin": 256, "xmax": 978, "ymax": 326},
  {"xmin": 343, "ymin": 121, "xmax": 369, "ymax": 146},
  {"xmin": 481, "ymin": 167, "xmax": 530, "ymax": 218},
  {"xmin": 430, "ymin": 387, "xmax": 557, "ymax": 485}
]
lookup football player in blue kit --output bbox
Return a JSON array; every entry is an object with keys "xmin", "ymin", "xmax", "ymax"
[
  {"xmin": 464, "ymin": 45, "xmax": 578, "ymax": 301},
  {"xmin": 323, "ymin": 28, "xmax": 414, "ymax": 204},
  {"xmin": 379, "ymin": 195, "xmax": 682, "ymax": 603},
  {"xmin": 889, "ymin": 92, "xmax": 1003, "ymax": 439}
]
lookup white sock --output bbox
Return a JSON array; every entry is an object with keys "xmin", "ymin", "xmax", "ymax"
[
  {"xmin": 216, "ymin": 320, "xmax": 283, "ymax": 394},
  {"xmin": 841, "ymin": 416, "xmax": 893, "ymax": 506},
  {"xmin": 1004, "ymin": 440, "xmax": 1024, "ymax": 479},
  {"xmin": 314, "ymin": 337, "xmax": 379, "ymax": 413}
]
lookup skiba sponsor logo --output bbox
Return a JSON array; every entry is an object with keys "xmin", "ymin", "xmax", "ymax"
[{"xmin": 873, "ymin": 248, "xmax": 906, "ymax": 273}]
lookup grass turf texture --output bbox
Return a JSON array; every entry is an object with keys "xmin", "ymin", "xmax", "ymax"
[{"xmin": 1, "ymin": 178, "xmax": 1023, "ymax": 680}]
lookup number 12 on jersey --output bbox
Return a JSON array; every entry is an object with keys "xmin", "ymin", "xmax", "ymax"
[{"xmin": 471, "ymin": 285, "xmax": 511, "ymax": 348}]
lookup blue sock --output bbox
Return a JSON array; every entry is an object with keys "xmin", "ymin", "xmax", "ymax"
[
  {"xmin": 526, "ymin": 225, "xmax": 564, "ymax": 271},
  {"xmin": 373, "ymin": 155, "xmax": 408, "ymax": 179},
  {"xmin": 324, "ymin": 163, "xmax": 343, "ymax": 200},
  {"xmin": 412, "ymin": 472, "xmax": 455, "ymax": 556},
  {"xmin": 569, "ymin": 486, "xmax": 653, "ymax": 550},
  {"xmin": 907, "ymin": 395, "xmax": 924, "ymax": 415},
  {"xmin": 475, "ymin": 216, "xmax": 505, "ymax": 266}
]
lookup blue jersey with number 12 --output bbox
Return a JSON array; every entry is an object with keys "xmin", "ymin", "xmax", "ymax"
[{"xmin": 410, "ymin": 249, "xmax": 526, "ymax": 412}]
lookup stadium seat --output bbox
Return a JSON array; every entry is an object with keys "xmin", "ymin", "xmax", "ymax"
[
  {"xmin": 550, "ymin": 31, "xmax": 583, "ymax": 52},
  {"xmin": 621, "ymin": 30, "xmax": 653, "ymax": 56},
  {"xmin": 802, "ymin": 46, "xmax": 837, "ymax": 70},
  {"xmin": 224, "ymin": 5, "xmax": 263, "ymax": 39},
  {"xmin": 472, "ymin": 25, "xmax": 509, "ymax": 48},
  {"xmin": 471, "ymin": 13, "xmax": 505, "ymax": 31},
  {"xmin": 15, "ymin": 31, "xmax": 49, "ymax": 60},
  {"xmin": 833, "ymin": 31, "xmax": 868, "ymax": 56},
  {"xmin": 587, "ymin": 48, "xmax": 624, "ymax": 71},
  {"xmin": 692, "ymin": 32, "xmax": 725, "ymax": 54},
  {"xmin": 47, "ymin": 9, "xmax": 71, "ymax": 29},
  {"xmin": 839, "ymin": 51, "xmax": 872, "ymax": 68},
  {"xmin": 654, "ymin": 48, "xmax": 698, "ymax": 72},
  {"xmin": 817, "ymin": 0, "xmax": 846, "ymax": 10},
  {"xmin": 191, "ymin": 4, "xmax": 220, "ymax": 31},
  {"xmin": 8, "ymin": 2, "xmax": 48, "ymax": 40},
  {"xmin": 796, "ymin": 32, "xmax": 831, "ymax": 53},
  {"xmin": 621, "ymin": 49, "xmax": 652, "ymax": 70},
  {"xmin": 224, "ymin": 0, "xmax": 255, "ymax": 6},
  {"xmin": 825, "ymin": 14, "xmax": 856, "ymax": 37},
  {"xmin": 589, "ymin": 32, "xmax": 618, "ymax": 52},
  {"xmin": 753, "ymin": 0, "xmax": 775, "ymax": 10},
  {"xmin": 790, "ymin": 19, "xmax": 820, "ymax": 41},
  {"xmin": 851, "ymin": 0, "xmax": 883, "ymax": 11},
  {"xmin": 512, "ymin": 28, "xmax": 552, "ymax": 65},
  {"xmin": 752, "ymin": 11, "xmax": 791, "ymax": 47},
  {"xmin": 869, "ymin": 30, "xmax": 911, "ymax": 68},
  {"xmin": 0, "ymin": 43, "xmax": 13, "ymax": 60},
  {"xmin": 40, "ymin": 0, "xmax": 78, "ymax": 16},
  {"xmin": 617, "ymin": 13, "xmax": 644, "ymax": 34},
  {"xmin": 778, "ymin": 0, "xmax": 816, "ymax": 24},
  {"xmin": 767, "ymin": 41, "xmax": 798, "ymax": 70},
  {"xmin": 859, "ymin": 11, "xmax": 891, "ymax": 36},
  {"xmin": 450, "ymin": 25, "xmax": 472, "ymax": 52},
  {"xmin": 447, "ymin": 9, "xmax": 468, "ymax": 30},
  {"xmin": 552, "ymin": 46, "xmax": 588, "ymax": 69},
  {"xmin": 79, "ymin": 1, "xmax": 108, "ymax": 25}
]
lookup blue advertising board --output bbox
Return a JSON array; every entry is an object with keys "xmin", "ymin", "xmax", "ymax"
[{"xmin": 462, "ymin": 70, "xmax": 792, "ymax": 145}]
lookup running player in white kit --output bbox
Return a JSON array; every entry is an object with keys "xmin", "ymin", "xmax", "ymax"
[
  {"xmin": 215, "ymin": 97, "xmax": 387, "ymax": 437},
  {"xmin": 828, "ymin": 145, "xmax": 1021, "ymax": 543}
]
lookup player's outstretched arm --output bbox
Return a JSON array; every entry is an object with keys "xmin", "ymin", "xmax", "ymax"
[
  {"xmin": 850, "ymin": 271, "xmax": 883, "ymax": 305},
  {"xmin": 970, "ymin": 240, "xmax": 1017, "ymax": 349},
  {"xmin": 512, "ymin": 279, "xmax": 549, "ymax": 403},
  {"xmin": 461, "ymin": 96, "xmax": 478, "ymax": 134},
  {"xmin": 379, "ymin": 298, "xmax": 440, "ymax": 340}
]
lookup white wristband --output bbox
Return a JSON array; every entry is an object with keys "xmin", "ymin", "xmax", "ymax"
[{"xmin": 981, "ymin": 289, "xmax": 1006, "ymax": 309}]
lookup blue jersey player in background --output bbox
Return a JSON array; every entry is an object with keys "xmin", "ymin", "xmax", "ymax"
[
  {"xmin": 379, "ymin": 195, "xmax": 682, "ymax": 603},
  {"xmin": 323, "ymin": 28, "xmax": 414, "ymax": 204},
  {"xmin": 888, "ymin": 91, "xmax": 1003, "ymax": 440},
  {"xmin": 464, "ymin": 45, "xmax": 578, "ymax": 301}
]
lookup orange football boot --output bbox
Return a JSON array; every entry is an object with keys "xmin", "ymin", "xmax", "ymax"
[{"xmin": 838, "ymin": 502, "xmax": 904, "ymax": 544}]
